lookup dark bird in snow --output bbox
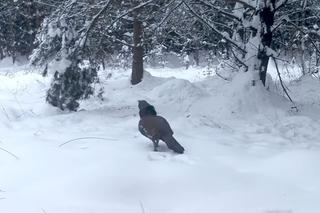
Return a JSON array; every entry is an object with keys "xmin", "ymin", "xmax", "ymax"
[{"xmin": 138, "ymin": 100, "xmax": 185, "ymax": 154}]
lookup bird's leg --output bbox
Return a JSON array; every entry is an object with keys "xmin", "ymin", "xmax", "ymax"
[{"xmin": 153, "ymin": 139, "xmax": 159, "ymax": 152}]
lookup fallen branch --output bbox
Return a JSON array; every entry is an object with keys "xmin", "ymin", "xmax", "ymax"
[
  {"xmin": 0, "ymin": 146, "xmax": 20, "ymax": 160},
  {"xmin": 0, "ymin": 104, "xmax": 11, "ymax": 121},
  {"xmin": 59, "ymin": 137, "xmax": 118, "ymax": 147},
  {"xmin": 139, "ymin": 201, "xmax": 146, "ymax": 213}
]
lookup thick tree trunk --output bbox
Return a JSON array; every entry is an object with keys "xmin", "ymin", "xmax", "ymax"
[
  {"xmin": 258, "ymin": 5, "xmax": 274, "ymax": 86},
  {"xmin": 131, "ymin": 18, "xmax": 144, "ymax": 85}
]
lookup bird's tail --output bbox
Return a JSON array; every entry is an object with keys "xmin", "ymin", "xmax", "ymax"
[{"xmin": 162, "ymin": 135, "xmax": 184, "ymax": 154}]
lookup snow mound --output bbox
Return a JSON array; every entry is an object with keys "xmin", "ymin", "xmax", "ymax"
[
  {"xmin": 0, "ymin": 72, "xmax": 55, "ymax": 123},
  {"xmin": 274, "ymin": 116, "xmax": 320, "ymax": 147},
  {"xmin": 0, "ymin": 57, "xmax": 29, "ymax": 74},
  {"xmin": 147, "ymin": 78, "xmax": 205, "ymax": 112},
  {"xmin": 95, "ymin": 71, "xmax": 205, "ymax": 115},
  {"xmin": 135, "ymin": 71, "xmax": 169, "ymax": 91},
  {"xmin": 227, "ymin": 72, "xmax": 290, "ymax": 116},
  {"xmin": 189, "ymin": 72, "xmax": 290, "ymax": 120},
  {"xmin": 289, "ymin": 76, "xmax": 320, "ymax": 106}
]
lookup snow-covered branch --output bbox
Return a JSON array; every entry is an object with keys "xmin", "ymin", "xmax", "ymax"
[
  {"xmin": 98, "ymin": 31, "xmax": 135, "ymax": 48},
  {"xmin": 152, "ymin": 0, "xmax": 184, "ymax": 30},
  {"xmin": 274, "ymin": 0, "xmax": 289, "ymax": 11},
  {"xmin": 226, "ymin": 0, "xmax": 255, "ymax": 10},
  {"xmin": 284, "ymin": 19, "xmax": 320, "ymax": 55},
  {"xmin": 105, "ymin": 0, "xmax": 157, "ymax": 31},
  {"xmin": 182, "ymin": 0, "xmax": 246, "ymax": 54},
  {"xmin": 80, "ymin": 0, "xmax": 113, "ymax": 48},
  {"xmin": 196, "ymin": 0, "xmax": 242, "ymax": 22}
]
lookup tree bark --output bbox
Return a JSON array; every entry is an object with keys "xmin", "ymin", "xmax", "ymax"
[
  {"xmin": 258, "ymin": 49, "xmax": 269, "ymax": 86},
  {"xmin": 258, "ymin": 5, "xmax": 275, "ymax": 86},
  {"xmin": 131, "ymin": 17, "xmax": 144, "ymax": 85},
  {"xmin": 300, "ymin": 1, "xmax": 307, "ymax": 75}
]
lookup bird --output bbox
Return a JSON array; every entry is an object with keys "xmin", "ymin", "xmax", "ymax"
[{"xmin": 138, "ymin": 100, "xmax": 185, "ymax": 154}]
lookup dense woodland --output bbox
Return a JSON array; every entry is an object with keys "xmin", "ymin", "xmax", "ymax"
[{"xmin": 0, "ymin": 0, "xmax": 319, "ymax": 110}]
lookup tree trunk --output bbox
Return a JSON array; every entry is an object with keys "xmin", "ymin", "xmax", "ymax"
[
  {"xmin": 258, "ymin": 49, "xmax": 270, "ymax": 86},
  {"xmin": 194, "ymin": 49, "xmax": 200, "ymax": 66},
  {"xmin": 316, "ymin": 43, "xmax": 320, "ymax": 74},
  {"xmin": 258, "ymin": 5, "xmax": 275, "ymax": 86},
  {"xmin": 131, "ymin": 17, "xmax": 144, "ymax": 85}
]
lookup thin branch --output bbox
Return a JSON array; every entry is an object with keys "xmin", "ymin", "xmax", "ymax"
[
  {"xmin": 271, "ymin": 18, "xmax": 285, "ymax": 33},
  {"xmin": 81, "ymin": 0, "xmax": 113, "ymax": 48},
  {"xmin": 199, "ymin": 11, "xmax": 234, "ymax": 30},
  {"xmin": 227, "ymin": 0, "xmax": 255, "ymax": 10},
  {"xmin": 230, "ymin": 47, "xmax": 248, "ymax": 71},
  {"xmin": 182, "ymin": 0, "xmax": 246, "ymax": 54},
  {"xmin": 151, "ymin": 0, "xmax": 184, "ymax": 30},
  {"xmin": 92, "ymin": 0, "xmax": 157, "ymax": 50},
  {"xmin": 272, "ymin": 56, "xmax": 290, "ymax": 63},
  {"xmin": 272, "ymin": 56, "xmax": 298, "ymax": 110},
  {"xmin": 0, "ymin": 104, "xmax": 11, "ymax": 121},
  {"xmin": 288, "ymin": 16, "xmax": 319, "ymax": 23},
  {"xmin": 197, "ymin": 0, "xmax": 241, "ymax": 22},
  {"xmin": 277, "ymin": 34, "xmax": 298, "ymax": 56},
  {"xmin": 274, "ymin": 0, "xmax": 289, "ymax": 12},
  {"xmin": 215, "ymin": 69, "xmax": 231, "ymax": 81},
  {"xmin": 139, "ymin": 201, "xmax": 146, "ymax": 213},
  {"xmin": 33, "ymin": 0, "xmax": 59, "ymax": 8},
  {"xmin": 59, "ymin": 137, "xmax": 118, "ymax": 147},
  {"xmin": 0, "ymin": 146, "xmax": 19, "ymax": 160},
  {"xmin": 106, "ymin": 0, "xmax": 157, "ymax": 32},
  {"xmin": 284, "ymin": 19, "xmax": 320, "ymax": 55},
  {"xmin": 98, "ymin": 32, "xmax": 134, "ymax": 48}
]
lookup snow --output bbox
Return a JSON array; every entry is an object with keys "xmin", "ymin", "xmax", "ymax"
[
  {"xmin": 1, "ymin": 62, "xmax": 320, "ymax": 213},
  {"xmin": 47, "ymin": 21, "xmax": 62, "ymax": 38},
  {"xmin": 48, "ymin": 57, "xmax": 72, "ymax": 74}
]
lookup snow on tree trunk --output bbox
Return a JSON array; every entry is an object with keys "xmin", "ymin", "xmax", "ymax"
[
  {"xmin": 258, "ymin": 2, "xmax": 275, "ymax": 86},
  {"xmin": 239, "ymin": 0, "xmax": 275, "ymax": 86}
]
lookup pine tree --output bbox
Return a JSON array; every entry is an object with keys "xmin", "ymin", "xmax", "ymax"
[
  {"xmin": 31, "ymin": 0, "xmax": 103, "ymax": 111},
  {"xmin": 0, "ymin": 0, "xmax": 60, "ymax": 61}
]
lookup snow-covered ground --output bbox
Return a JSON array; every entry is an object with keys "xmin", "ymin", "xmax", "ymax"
[{"xmin": 1, "ymin": 61, "xmax": 320, "ymax": 213}]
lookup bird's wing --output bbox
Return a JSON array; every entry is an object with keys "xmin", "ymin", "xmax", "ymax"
[{"xmin": 139, "ymin": 123, "xmax": 153, "ymax": 139}]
